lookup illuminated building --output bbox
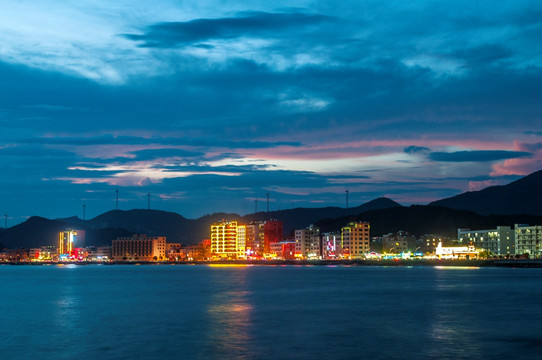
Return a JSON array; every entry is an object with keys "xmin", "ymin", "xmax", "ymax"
[
  {"xmin": 341, "ymin": 222, "xmax": 370, "ymax": 259},
  {"xmin": 236, "ymin": 225, "xmax": 247, "ymax": 259},
  {"xmin": 111, "ymin": 234, "xmax": 166, "ymax": 261},
  {"xmin": 210, "ymin": 221, "xmax": 240, "ymax": 259},
  {"xmin": 244, "ymin": 220, "xmax": 283, "ymax": 257},
  {"xmin": 515, "ymin": 224, "xmax": 542, "ymax": 258},
  {"xmin": 270, "ymin": 241, "xmax": 296, "ymax": 259},
  {"xmin": 245, "ymin": 221, "xmax": 265, "ymax": 256},
  {"xmin": 458, "ymin": 226, "xmax": 515, "ymax": 255},
  {"xmin": 435, "ymin": 242, "xmax": 480, "ymax": 259},
  {"xmin": 295, "ymin": 225, "xmax": 320, "ymax": 259},
  {"xmin": 382, "ymin": 232, "xmax": 416, "ymax": 253},
  {"xmin": 322, "ymin": 232, "xmax": 340, "ymax": 259},
  {"xmin": 58, "ymin": 230, "xmax": 85, "ymax": 255}
]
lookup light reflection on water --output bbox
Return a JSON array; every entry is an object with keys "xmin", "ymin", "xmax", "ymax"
[
  {"xmin": 204, "ymin": 269, "xmax": 252, "ymax": 359},
  {"xmin": 0, "ymin": 265, "xmax": 541, "ymax": 360}
]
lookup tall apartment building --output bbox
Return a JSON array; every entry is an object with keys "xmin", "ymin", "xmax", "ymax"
[
  {"xmin": 245, "ymin": 221, "xmax": 265, "ymax": 256},
  {"xmin": 263, "ymin": 220, "xmax": 283, "ymax": 253},
  {"xmin": 295, "ymin": 225, "xmax": 320, "ymax": 259},
  {"xmin": 515, "ymin": 224, "xmax": 542, "ymax": 258},
  {"xmin": 210, "ymin": 220, "xmax": 240, "ymax": 259},
  {"xmin": 111, "ymin": 234, "xmax": 166, "ymax": 261},
  {"xmin": 245, "ymin": 220, "xmax": 283, "ymax": 257},
  {"xmin": 322, "ymin": 232, "xmax": 340, "ymax": 259},
  {"xmin": 457, "ymin": 226, "xmax": 515, "ymax": 255},
  {"xmin": 341, "ymin": 221, "xmax": 370, "ymax": 259},
  {"xmin": 236, "ymin": 225, "xmax": 247, "ymax": 259},
  {"xmin": 58, "ymin": 230, "xmax": 85, "ymax": 255}
]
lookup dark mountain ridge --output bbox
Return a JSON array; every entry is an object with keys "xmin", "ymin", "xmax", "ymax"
[
  {"xmin": 430, "ymin": 169, "xmax": 542, "ymax": 215},
  {"xmin": 0, "ymin": 197, "xmax": 401, "ymax": 248}
]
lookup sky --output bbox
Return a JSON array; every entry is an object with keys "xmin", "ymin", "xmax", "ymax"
[{"xmin": 1, "ymin": 0, "xmax": 541, "ymax": 225}]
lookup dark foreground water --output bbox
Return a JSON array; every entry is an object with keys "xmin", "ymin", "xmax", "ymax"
[{"xmin": 1, "ymin": 265, "xmax": 541, "ymax": 359}]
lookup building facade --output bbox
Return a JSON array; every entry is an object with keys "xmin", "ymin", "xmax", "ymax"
[
  {"xmin": 341, "ymin": 222, "xmax": 370, "ymax": 259},
  {"xmin": 458, "ymin": 226, "xmax": 515, "ymax": 255},
  {"xmin": 515, "ymin": 224, "xmax": 542, "ymax": 258},
  {"xmin": 111, "ymin": 234, "xmax": 166, "ymax": 261},
  {"xmin": 295, "ymin": 225, "xmax": 321, "ymax": 259},
  {"xmin": 58, "ymin": 230, "xmax": 85, "ymax": 255},
  {"xmin": 210, "ymin": 220, "xmax": 239, "ymax": 259}
]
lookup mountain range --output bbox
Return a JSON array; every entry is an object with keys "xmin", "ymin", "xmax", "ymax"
[{"xmin": 1, "ymin": 169, "xmax": 541, "ymax": 249}]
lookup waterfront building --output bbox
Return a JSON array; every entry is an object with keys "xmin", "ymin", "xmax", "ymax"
[
  {"xmin": 244, "ymin": 220, "xmax": 283, "ymax": 257},
  {"xmin": 58, "ymin": 230, "xmax": 85, "ymax": 255},
  {"xmin": 210, "ymin": 220, "xmax": 239, "ymax": 259},
  {"xmin": 435, "ymin": 242, "xmax": 480, "ymax": 259},
  {"xmin": 95, "ymin": 246, "xmax": 111, "ymax": 261},
  {"xmin": 381, "ymin": 231, "xmax": 416, "ymax": 254},
  {"xmin": 458, "ymin": 226, "xmax": 515, "ymax": 255},
  {"xmin": 166, "ymin": 243, "xmax": 182, "ymax": 261},
  {"xmin": 29, "ymin": 246, "xmax": 58, "ymax": 261},
  {"xmin": 269, "ymin": 241, "xmax": 296, "ymax": 260},
  {"xmin": 322, "ymin": 232, "xmax": 340, "ymax": 259},
  {"xmin": 341, "ymin": 221, "xmax": 370, "ymax": 259},
  {"xmin": 237, "ymin": 225, "xmax": 247, "ymax": 259},
  {"xmin": 245, "ymin": 221, "xmax": 265, "ymax": 256},
  {"xmin": 111, "ymin": 234, "xmax": 166, "ymax": 261},
  {"xmin": 295, "ymin": 225, "xmax": 321, "ymax": 259},
  {"xmin": 263, "ymin": 220, "xmax": 283, "ymax": 254},
  {"xmin": 515, "ymin": 224, "xmax": 542, "ymax": 258}
]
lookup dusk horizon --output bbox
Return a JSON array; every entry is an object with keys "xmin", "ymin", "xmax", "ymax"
[{"xmin": 2, "ymin": 1, "xmax": 541, "ymax": 226}]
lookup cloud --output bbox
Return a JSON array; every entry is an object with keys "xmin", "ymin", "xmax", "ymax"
[
  {"xmin": 404, "ymin": 146, "xmax": 430, "ymax": 154},
  {"xmin": 429, "ymin": 150, "xmax": 532, "ymax": 162},
  {"xmin": 124, "ymin": 11, "xmax": 334, "ymax": 48}
]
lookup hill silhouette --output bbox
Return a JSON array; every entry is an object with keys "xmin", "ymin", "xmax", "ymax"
[
  {"xmin": 315, "ymin": 205, "xmax": 542, "ymax": 238},
  {"xmin": 430, "ymin": 169, "xmax": 542, "ymax": 215},
  {"xmin": 0, "ymin": 198, "xmax": 400, "ymax": 248},
  {"xmin": 2, "ymin": 167, "xmax": 542, "ymax": 249}
]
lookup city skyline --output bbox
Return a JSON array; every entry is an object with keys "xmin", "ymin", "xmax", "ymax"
[{"xmin": 1, "ymin": 1, "xmax": 541, "ymax": 225}]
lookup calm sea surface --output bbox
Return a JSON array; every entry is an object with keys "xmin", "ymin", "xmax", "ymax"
[{"xmin": 1, "ymin": 264, "xmax": 541, "ymax": 359}]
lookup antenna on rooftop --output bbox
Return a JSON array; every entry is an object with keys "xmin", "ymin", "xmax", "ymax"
[
  {"xmin": 345, "ymin": 189, "xmax": 349, "ymax": 209},
  {"xmin": 254, "ymin": 199, "xmax": 258, "ymax": 214},
  {"xmin": 115, "ymin": 187, "xmax": 119, "ymax": 210},
  {"xmin": 147, "ymin": 192, "xmax": 151, "ymax": 210},
  {"xmin": 266, "ymin": 193, "xmax": 270, "ymax": 212}
]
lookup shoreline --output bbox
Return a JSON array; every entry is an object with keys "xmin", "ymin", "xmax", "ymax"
[{"xmin": 2, "ymin": 259, "xmax": 542, "ymax": 267}]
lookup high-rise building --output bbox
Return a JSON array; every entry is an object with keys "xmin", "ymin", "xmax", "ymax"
[
  {"xmin": 263, "ymin": 220, "xmax": 283, "ymax": 253},
  {"xmin": 236, "ymin": 225, "xmax": 247, "ymax": 259},
  {"xmin": 111, "ymin": 234, "xmax": 166, "ymax": 261},
  {"xmin": 245, "ymin": 221, "xmax": 264, "ymax": 256},
  {"xmin": 244, "ymin": 220, "xmax": 283, "ymax": 257},
  {"xmin": 295, "ymin": 225, "xmax": 320, "ymax": 259},
  {"xmin": 515, "ymin": 224, "xmax": 542, "ymax": 258},
  {"xmin": 322, "ymin": 232, "xmax": 340, "ymax": 259},
  {"xmin": 58, "ymin": 230, "xmax": 85, "ymax": 255},
  {"xmin": 458, "ymin": 226, "xmax": 515, "ymax": 255},
  {"xmin": 341, "ymin": 222, "xmax": 370, "ymax": 259},
  {"xmin": 210, "ymin": 220, "xmax": 240, "ymax": 259}
]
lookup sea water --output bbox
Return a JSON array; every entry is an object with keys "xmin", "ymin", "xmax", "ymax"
[{"xmin": 1, "ymin": 264, "xmax": 541, "ymax": 359}]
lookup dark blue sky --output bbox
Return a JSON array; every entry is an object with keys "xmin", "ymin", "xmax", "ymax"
[{"xmin": 1, "ymin": 1, "xmax": 541, "ymax": 225}]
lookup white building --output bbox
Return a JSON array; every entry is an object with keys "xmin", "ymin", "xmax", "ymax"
[
  {"xmin": 435, "ymin": 242, "xmax": 480, "ymax": 259},
  {"xmin": 457, "ymin": 226, "xmax": 515, "ymax": 255},
  {"xmin": 295, "ymin": 225, "xmax": 321, "ymax": 259},
  {"xmin": 515, "ymin": 224, "xmax": 542, "ymax": 258}
]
